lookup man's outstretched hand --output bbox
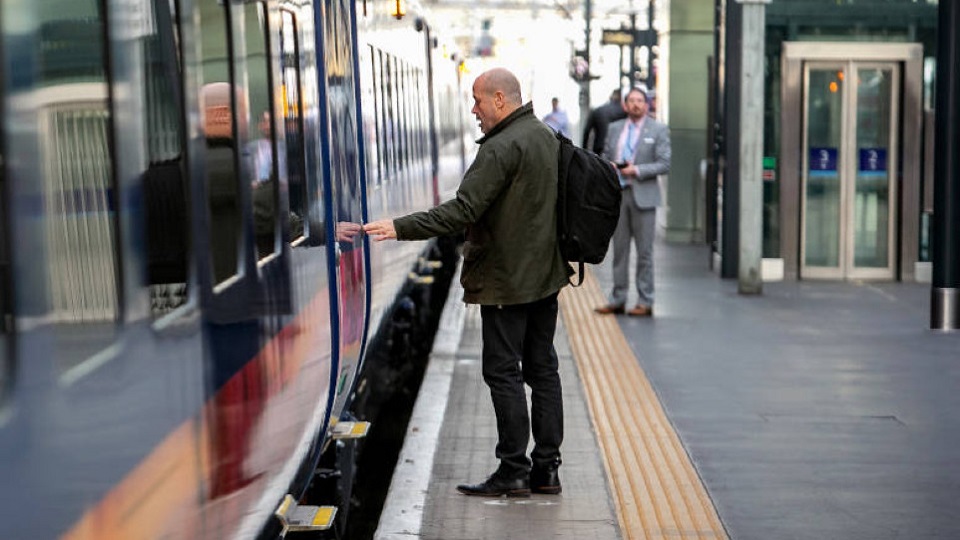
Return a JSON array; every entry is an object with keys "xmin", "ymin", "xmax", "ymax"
[{"xmin": 363, "ymin": 219, "xmax": 397, "ymax": 241}]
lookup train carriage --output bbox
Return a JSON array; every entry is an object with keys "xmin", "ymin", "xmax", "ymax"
[{"xmin": 0, "ymin": 0, "xmax": 469, "ymax": 538}]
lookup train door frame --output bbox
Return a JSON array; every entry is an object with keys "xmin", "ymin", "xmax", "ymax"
[
  {"xmin": 780, "ymin": 42, "xmax": 923, "ymax": 281},
  {"xmin": 346, "ymin": 0, "xmax": 374, "ymax": 376},
  {"xmin": 313, "ymin": 0, "xmax": 368, "ymax": 423}
]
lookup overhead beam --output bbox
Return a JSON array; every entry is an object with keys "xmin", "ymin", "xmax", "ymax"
[{"xmin": 424, "ymin": 0, "xmax": 576, "ymax": 14}]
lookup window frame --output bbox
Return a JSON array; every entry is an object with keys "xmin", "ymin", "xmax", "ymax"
[{"xmin": 279, "ymin": 8, "xmax": 309, "ymax": 245}]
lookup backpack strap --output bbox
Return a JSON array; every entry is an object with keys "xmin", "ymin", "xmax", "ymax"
[
  {"xmin": 570, "ymin": 260, "xmax": 585, "ymax": 287},
  {"xmin": 556, "ymin": 131, "xmax": 586, "ymax": 288}
]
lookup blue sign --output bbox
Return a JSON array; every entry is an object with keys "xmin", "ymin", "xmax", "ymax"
[
  {"xmin": 858, "ymin": 148, "xmax": 887, "ymax": 176},
  {"xmin": 809, "ymin": 147, "xmax": 838, "ymax": 176}
]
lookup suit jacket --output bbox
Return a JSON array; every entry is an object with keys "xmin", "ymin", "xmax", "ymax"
[
  {"xmin": 603, "ymin": 116, "xmax": 671, "ymax": 209},
  {"xmin": 581, "ymin": 101, "xmax": 627, "ymax": 154}
]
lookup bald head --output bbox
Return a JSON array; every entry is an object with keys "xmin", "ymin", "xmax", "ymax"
[
  {"xmin": 471, "ymin": 68, "xmax": 523, "ymax": 134},
  {"xmin": 478, "ymin": 68, "xmax": 522, "ymax": 106}
]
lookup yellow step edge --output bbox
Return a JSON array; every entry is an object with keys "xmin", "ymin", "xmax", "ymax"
[
  {"xmin": 274, "ymin": 494, "xmax": 337, "ymax": 535},
  {"xmin": 332, "ymin": 420, "xmax": 371, "ymax": 440}
]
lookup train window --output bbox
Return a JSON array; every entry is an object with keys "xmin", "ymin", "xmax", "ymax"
[
  {"xmin": 363, "ymin": 45, "xmax": 382, "ymax": 186},
  {"xmin": 408, "ymin": 67, "xmax": 419, "ymax": 164},
  {"xmin": 412, "ymin": 67, "xmax": 425, "ymax": 163},
  {"xmin": 412, "ymin": 67, "xmax": 423, "ymax": 163},
  {"xmin": 243, "ymin": 2, "xmax": 279, "ymax": 260},
  {"xmin": 143, "ymin": 0, "xmax": 190, "ymax": 318},
  {"xmin": 38, "ymin": 0, "xmax": 120, "ymax": 375},
  {"xmin": 199, "ymin": 0, "xmax": 242, "ymax": 285},
  {"xmin": 400, "ymin": 63, "xmax": 411, "ymax": 169},
  {"xmin": 375, "ymin": 51, "xmax": 387, "ymax": 178},
  {"xmin": 294, "ymin": 18, "xmax": 324, "ymax": 243},
  {"xmin": 279, "ymin": 10, "xmax": 307, "ymax": 239},
  {"xmin": 382, "ymin": 54, "xmax": 397, "ymax": 177},
  {"xmin": 404, "ymin": 65, "xmax": 414, "ymax": 166},
  {"xmin": 393, "ymin": 58, "xmax": 406, "ymax": 170},
  {"xmin": 393, "ymin": 56, "xmax": 404, "ymax": 173},
  {"xmin": 373, "ymin": 48, "xmax": 387, "ymax": 182},
  {"xmin": 416, "ymin": 71, "xmax": 427, "ymax": 162}
]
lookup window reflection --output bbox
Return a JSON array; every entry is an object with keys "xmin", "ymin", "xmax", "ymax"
[
  {"xmin": 244, "ymin": 2, "xmax": 279, "ymax": 259},
  {"xmin": 280, "ymin": 10, "xmax": 307, "ymax": 238},
  {"xmin": 143, "ymin": 0, "xmax": 190, "ymax": 318},
  {"xmin": 38, "ymin": 12, "xmax": 118, "ymax": 323},
  {"xmin": 200, "ymin": 1, "xmax": 241, "ymax": 285},
  {"xmin": 36, "ymin": 2, "xmax": 121, "ymax": 375}
]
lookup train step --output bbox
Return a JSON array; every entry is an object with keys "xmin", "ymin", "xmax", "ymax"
[
  {"xmin": 332, "ymin": 420, "xmax": 370, "ymax": 440},
  {"xmin": 275, "ymin": 494, "xmax": 337, "ymax": 535}
]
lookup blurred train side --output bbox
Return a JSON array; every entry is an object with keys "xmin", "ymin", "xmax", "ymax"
[{"xmin": 0, "ymin": 0, "xmax": 468, "ymax": 539}]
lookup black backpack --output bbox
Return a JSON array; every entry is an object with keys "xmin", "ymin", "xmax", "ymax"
[{"xmin": 555, "ymin": 131, "xmax": 622, "ymax": 286}]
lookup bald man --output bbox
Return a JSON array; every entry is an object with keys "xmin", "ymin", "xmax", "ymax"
[{"xmin": 365, "ymin": 68, "xmax": 571, "ymax": 497}]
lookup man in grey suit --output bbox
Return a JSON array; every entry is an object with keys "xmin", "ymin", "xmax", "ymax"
[{"xmin": 594, "ymin": 87, "xmax": 671, "ymax": 317}]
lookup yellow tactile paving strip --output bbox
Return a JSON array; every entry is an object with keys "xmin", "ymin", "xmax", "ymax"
[{"xmin": 559, "ymin": 268, "xmax": 729, "ymax": 540}]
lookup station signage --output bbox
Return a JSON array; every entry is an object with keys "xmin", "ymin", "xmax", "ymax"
[
  {"xmin": 809, "ymin": 147, "xmax": 838, "ymax": 177},
  {"xmin": 762, "ymin": 156, "xmax": 776, "ymax": 182},
  {"xmin": 602, "ymin": 29, "xmax": 635, "ymax": 46},
  {"xmin": 858, "ymin": 148, "xmax": 887, "ymax": 176}
]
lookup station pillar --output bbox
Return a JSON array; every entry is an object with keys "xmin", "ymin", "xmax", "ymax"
[
  {"xmin": 735, "ymin": 0, "xmax": 768, "ymax": 294},
  {"xmin": 931, "ymin": 0, "xmax": 960, "ymax": 331}
]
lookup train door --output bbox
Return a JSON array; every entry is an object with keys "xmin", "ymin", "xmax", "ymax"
[
  {"xmin": 318, "ymin": 0, "xmax": 367, "ymax": 421},
  {"xmin": 780, "ymin": 43, "xmax": 923, "ymax": 281},
  {"xmin": 801, "ymin": 61, "xmax": 899, "ymax": 280}
]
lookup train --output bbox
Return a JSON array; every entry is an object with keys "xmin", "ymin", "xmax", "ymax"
[{"xmin": 0, "ymin": 0, "xmax": 471, "ymax": 538}]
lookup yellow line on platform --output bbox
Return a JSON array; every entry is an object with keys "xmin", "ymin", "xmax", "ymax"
[{"xmin": 559, "ymin": 268, "xmax": 728, "ymax": 540}]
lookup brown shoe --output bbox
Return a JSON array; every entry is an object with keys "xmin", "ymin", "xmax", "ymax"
[
  {"xmin": 627, "ymin": 305, "xmax": 653, "ymax": 317},
  {"xmin": 594, "ymin": 304, "xmax": 625, "ymax": 315}
]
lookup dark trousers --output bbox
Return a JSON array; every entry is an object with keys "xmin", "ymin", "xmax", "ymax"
[{"xmin": 480, "ymin": 292, "xmax": 563, "ymax": 478}]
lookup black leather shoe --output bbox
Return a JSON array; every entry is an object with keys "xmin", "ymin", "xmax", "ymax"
[
  {"xmin": 530, "ymin": 467, "xmax": 562, "ymax": 495},
  {"xmin": 457, "ymin": 474, "xmax": 530, "ymax": 497}
]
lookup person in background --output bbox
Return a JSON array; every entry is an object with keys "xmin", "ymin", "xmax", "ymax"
[
  {"xmin": 246, "ymin": 111, "xmax": 273, "ymax": 186},
  {"xmin": 581, "ymin": 88, "xmax": 626, "ymax": 154},
  {"xmin": 364, "ymin": 67, "xmax": 570, "ymax": 498},
  {"xmin": 595, "ymin": 86, "xmax": 671, "ymax": 318},
  {"xmin": 541, "ymin": 96, "xmax": 571, "ymax": 138}
]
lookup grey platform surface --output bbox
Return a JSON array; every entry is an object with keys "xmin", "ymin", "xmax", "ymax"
[
  {"xmin": 375, "ymin": 272, "xmax": 621, "ymax": 540},
  {"xmin": 377, "ymin": 237, "xmax": 960, "ymax": 540},
  {"xmin": 593, "ymin": 240, "xmax": 960, "ymax": 540}
]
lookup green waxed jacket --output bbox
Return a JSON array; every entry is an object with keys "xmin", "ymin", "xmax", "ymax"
[{"xmin": 394, "ymin": 102, "xmax": 572, "ymax": 305}]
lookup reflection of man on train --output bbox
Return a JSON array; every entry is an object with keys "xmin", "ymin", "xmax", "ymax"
[
  {"xmin": 202, "ymin": 82, "xmax": 244, "ymax": 282},
  {"xmin": 199, "ymin": 82, "xmax": 266, "ymax": 499},
  {"xmin": 246, "ymin": 111, "xmax": 274, "ymax": 186},
  {"xmin": 247, "ymin": 107, "xmax": 306, "ymax": 257}
]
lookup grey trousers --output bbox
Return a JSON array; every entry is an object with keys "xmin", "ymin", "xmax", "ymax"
[{"xmin": 608, "ymin": 192, "xmax": 656, "ymax": 308}]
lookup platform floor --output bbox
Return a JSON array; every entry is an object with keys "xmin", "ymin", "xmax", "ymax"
[{"xmin": 375, "ymin": 238, "xmax": 960, "ymax": 540}]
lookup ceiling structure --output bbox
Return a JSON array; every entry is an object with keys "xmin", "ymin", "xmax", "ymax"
[
  {"xmin": 412, "ymin": 0, "xmax": 658, "ymax": 123},
  {"xmin": 417, "ymin": 0, "xmax": 656, "ymax": 68}
]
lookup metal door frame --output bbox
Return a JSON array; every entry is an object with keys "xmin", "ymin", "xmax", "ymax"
[
  {"xmin": 800, "ymin": 60, "xmax": 901, "ymax": 280},
  {"xmin": 780, "ymin": 42, "xmax": 923, "ymax": 281}
]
